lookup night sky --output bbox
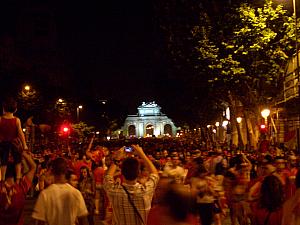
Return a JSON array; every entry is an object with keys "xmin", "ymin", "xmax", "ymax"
[
  {"xmin": 0, "ymin": 0, "xmax": 165, "ymax": 117},
  {"xmin": 57, "ymin": 1, "xmax": 159, "ymax": 104}
]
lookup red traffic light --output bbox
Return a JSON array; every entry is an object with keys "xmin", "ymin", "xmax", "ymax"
[
  {"xmin": 260, "ymin": 124, "xmax": 266, "ymax": 129},
  {"xmin": 60, "ymin": 124, "xmax": 71, "ymax": 136},
  {"xmin": 259, "ymin": 124, "xmax": 267, "ymax": 133},
  {"xmin": 63, "ymin": 127, "xmax": 69, "ymax": 133}
]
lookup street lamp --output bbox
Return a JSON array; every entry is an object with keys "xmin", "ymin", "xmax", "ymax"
[
  {"xmin": 77, "ymin": 105, "xmax": 83, "ymax": 122},
  {"xmin": 24, "ymin": 85, "xmax": 31, "ymax": 91},
  {"xmin": 236, "ymin": 117, "xmax": 242, "ymax": 124},
  {"xmin": 222, "ymin": 120, "xmax": 229, "ymax": 127},
  {"xmin": 261, "ymin": 108, "xmax": 271, "ymax": 124}
]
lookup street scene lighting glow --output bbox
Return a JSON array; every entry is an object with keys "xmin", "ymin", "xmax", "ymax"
[
  {"xmin": 78, "ymin": 105, "xmax": 83, "ymax": 109},
  {"xmin": 261, "ymin": 109, "xmax": 271, "ymax": 119},
  {"xmin": 24, "ymin": 85, "xmax": 30, "ymax": 91},
  {"xmin": 222, "ymin": 120, "xmax": 229, "ymax": 127},
  {"xmin": 260, "ymin": 124, "xmax": 266, "ymax": 129},
  {"xmin": 236, "ymin": 117, "xmax": 242, "ymax": 124}
]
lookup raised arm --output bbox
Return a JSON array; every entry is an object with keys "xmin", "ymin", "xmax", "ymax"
[
  {"xmin": 85, "ymin": 135, "xmax": 95, "ymax": 159},
  {"xmin": 106, "ymin": 147, "xmax": 124, "ymax": 177},
  {"xmin": 132, "ymin": 144, "xmax": 158, "ymax": 175}
]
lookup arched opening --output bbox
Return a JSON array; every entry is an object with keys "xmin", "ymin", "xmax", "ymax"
[
  {"xmin": 164, "ymin": 124, "xmax": 172, "ymax": 136},
  {"xmin": 145, "ymin": 124, "xmax": 154, "ymax": 136},
  {"xmin": 128, "ymin": 125, "xmax": 136, "ymax": 136}
]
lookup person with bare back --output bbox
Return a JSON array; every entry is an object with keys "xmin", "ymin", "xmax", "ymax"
[{"xmin": 0, "ymin": 97, "xmax": 28, "ymax": 183}]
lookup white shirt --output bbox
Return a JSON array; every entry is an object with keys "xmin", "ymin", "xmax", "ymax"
[{"xmin": 32, "ymin": 183, "xmax": 88, "ymax": 225}]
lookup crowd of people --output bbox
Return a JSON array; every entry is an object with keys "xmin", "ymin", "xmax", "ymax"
[{"xmin": 1, "ymin": 97, "xmax": 300, "ymax": 225}]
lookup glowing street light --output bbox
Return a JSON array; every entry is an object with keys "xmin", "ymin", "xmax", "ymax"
[
  {"xmin": 215, "ymin": 122, "xmax": 220, "ymax": 127},
  {"xmin": 24, "ymin": 85, "xmax": 31, "ymax": 91},
  {"xmin": 261, "ymin": 108, "xmax": 271, "ymax": 123},
  {"xmin": 77, "ymin": 105, "xmax": 83, "ymax": 122},
  {"xmin": 236, "ymin": 117, "xmax": 242, "ymax": 124},
  {"xmin": 222, "ymin": 120, "xmax": 229, "ymax": 127}
]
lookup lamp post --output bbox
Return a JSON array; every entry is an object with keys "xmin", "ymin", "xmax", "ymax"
[
  {"xmin": 236, "ymin": 117, "xmax": 244, "ymax": 150},
  {"xmin": 77, "ymin": 105, "xmax": 83, "ymax": 122},
  {"xmin": 261, "ymin": 108, "xmax": 271, "ymax": 124},
  {"xmin": 215, "ymin": 122, "xmax": 220, "ymax": 144},
  {"xmin": 24, "ymin": 85, "xmax": 31, "ymax": 91}
]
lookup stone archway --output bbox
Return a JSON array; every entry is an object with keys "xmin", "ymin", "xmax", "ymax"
[
  {"xmin": 128, "ymin": 125, "xmax": 136, "ymax": 136},
  {"xmin": 146, "ymin": 124, "xmax": 154, "ymax": 136},
  {"xmin": 164, "ymin": 124, "xmax": 172, "ymax": 136}
]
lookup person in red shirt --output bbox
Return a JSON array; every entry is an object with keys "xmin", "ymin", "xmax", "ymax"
[
  {"xmin": 93, "ymin": 161, "xmax": 106, "ymax": 219},
  {"xmin": 0, "ymin": 97, "xmax": 29, "ymax": 182},
  {"xmin": 0, "ymin": 151, "xmax": 36, "ymax": 225}
]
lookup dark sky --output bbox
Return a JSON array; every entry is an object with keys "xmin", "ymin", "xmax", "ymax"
[
  {"xmin": 0, "ymin": 0, "xmax": 165, "ymax": 115},
  {"xmin": 56, "ymin": 1, "xmax": 162, "ymax": 112}
]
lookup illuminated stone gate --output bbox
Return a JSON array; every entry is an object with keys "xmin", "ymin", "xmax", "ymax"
[{"xmin": 123, "ymin": 102, "xmax": 177, "ymax": 138}]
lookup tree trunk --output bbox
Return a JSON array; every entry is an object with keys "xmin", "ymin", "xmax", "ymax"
[{"xmin": 228, "ymin": 92, "xmax": 244, "ymax": 150}]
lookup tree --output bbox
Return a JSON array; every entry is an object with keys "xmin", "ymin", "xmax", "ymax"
[
  {"xmin": 72, "ymin": 122, "xmax": 95, "ymax": 143},
  {"xmin": 195, "ymin": 0, "xmax": 298, "ymax": 147},
  {"xmin": 152, "ymin": 0, "xmax": 233, "ymax": 126}
]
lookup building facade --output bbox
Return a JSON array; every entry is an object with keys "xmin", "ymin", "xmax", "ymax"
[
  {"xmin": 275, "ymin": 52, "xmax": 300, "ymax": 151},
  {"xmin": 123, "ymin": 102, "xmax": 177, "ymax": 138}
]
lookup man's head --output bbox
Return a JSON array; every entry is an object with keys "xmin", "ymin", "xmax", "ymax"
[
  {"xmin": 51, "ymin": 157, "xmax": 68, "ymax": 176},
  {"xmin": 2, "ymin": 96, "xmax": 17, "ymax": 113},
  {"xmin": 121, "ymin": 157, "xmax": 140, "ymax": 181}
]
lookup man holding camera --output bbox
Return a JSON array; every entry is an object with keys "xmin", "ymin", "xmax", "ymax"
[{"xmin": 103, "ymin": 144, "xmax": 159, "ymax": 225}]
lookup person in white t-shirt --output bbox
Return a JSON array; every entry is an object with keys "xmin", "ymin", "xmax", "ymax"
[{"xmin": 32, "ymin": 157, "xmax": 88, "ymax": 225}]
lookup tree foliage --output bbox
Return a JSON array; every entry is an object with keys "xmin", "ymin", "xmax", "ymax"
[
  {"xmin": 196, "ymin": 0, "xmax": 298, "ymax": 111},
  {"xmin": 72, "ymin": 122, "xmax": 95, "ymax": 142}
]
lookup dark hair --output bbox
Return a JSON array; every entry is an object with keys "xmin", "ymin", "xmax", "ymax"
[
  {"xmin": 194, "ymin": 164, "xmax": 208, "ymax": 177},
  {"xmin": 66, "ymin": 169, "xmax": 76, "ymax": 181},
  {"xmin": 2, "ymin": 97, "xmax": 17, "ymax": 113},
  {"xmin": 192, "ymin": 156, "xmax": 204, "ymax": 166},
  {"xmin": 235, "ymin": 154, "xmax": 244, "ymax": 170},
  {"xmin": 78, "ymin": 166, "xmax": 93, "ymax": 184},
  {"xmin": 92, "ymin": 160, "xmax": 103, "ymax": 171},
  {"xmin": 296, "ymin": 170, "xmax": 300, "ymax": 189},
  {"xmin": 163, "ymin": 184, "xmax": 194, "ymax": 221},
  {"xmin": 260, "ymin": 175, "xmax": 284, "ymax": 212},
  {"xmin": 121, "ymin": 157, "xmax": 140, "ymax": 181},
  {"xmin": 51, "ymin": 157, "xmax": 68, "ymax": 176},
  {"xmin": 5, "ymin": 163, "xmax": 16, "ymax": 179}
]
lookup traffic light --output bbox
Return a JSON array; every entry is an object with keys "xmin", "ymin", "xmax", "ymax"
[
  {"xmin": 260, "ymin": 124, "xmax": 267, "ymax": 133},
  {"xmin": 63, "ymin": 126, "xmax": 69, "ymax": 133},
  {"xmin": 60, "ymin": 124, "xmax": 71, "ymax": 136}
]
